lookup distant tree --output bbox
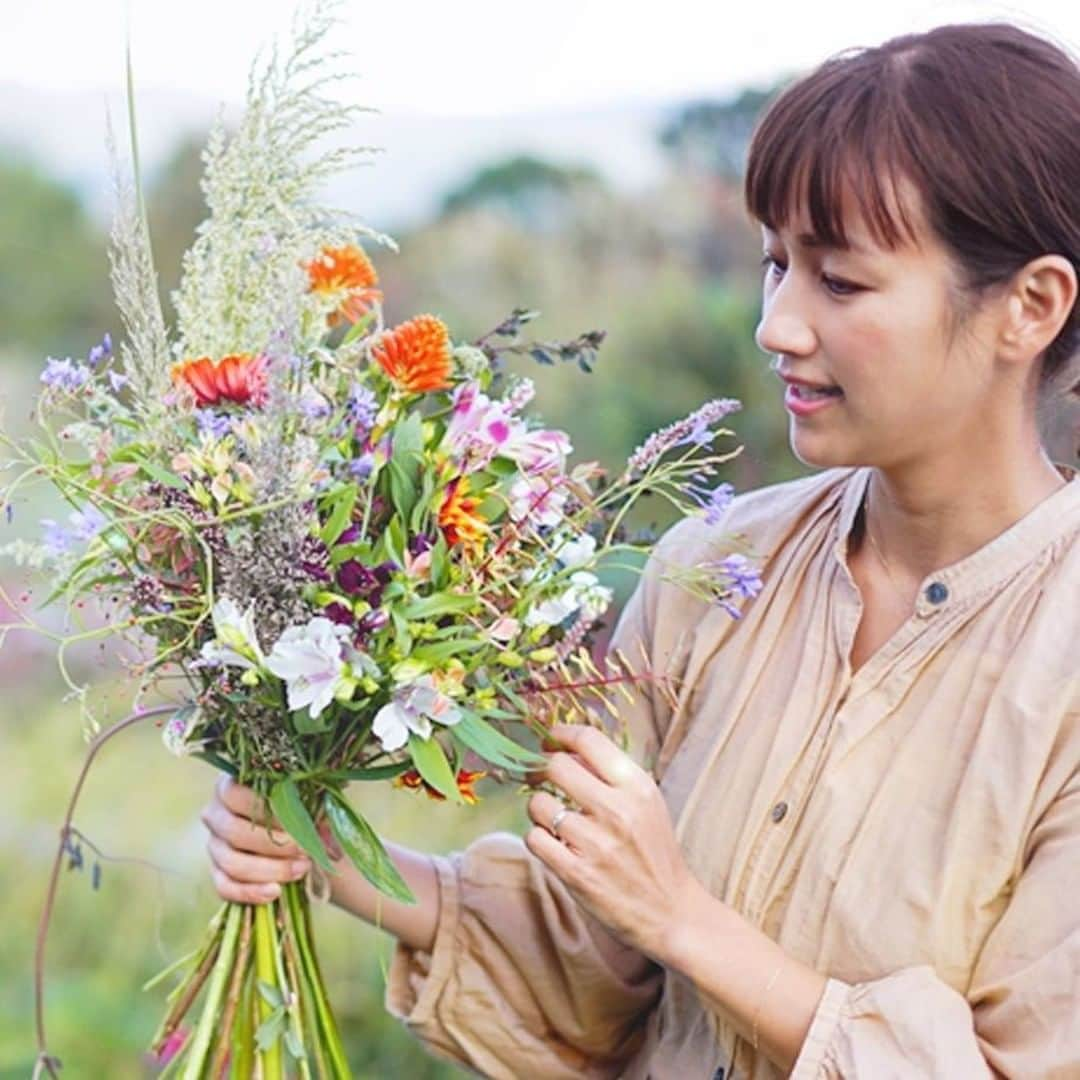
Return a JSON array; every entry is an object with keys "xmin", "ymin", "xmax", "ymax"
[
  {"xmin": 0, "ymin": 153, "xmax": 113, "ymax": 362},
  {"xmin": 659, "ymin": 85, "xmax": 783, "ymax": 179},
  {"xmin": 438, "ymin": 154, "xmax": 608, "ymax": 230}
]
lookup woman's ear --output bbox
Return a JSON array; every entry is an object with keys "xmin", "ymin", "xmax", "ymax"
[{"xmin": 998, "ymin": 254, "xmax": 1077, "ymax": 367}]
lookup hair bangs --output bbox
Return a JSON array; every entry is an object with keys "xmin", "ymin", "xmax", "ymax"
[{"xmin": 745, "ymin": 60, "xmax": 921, "ymax": 251}]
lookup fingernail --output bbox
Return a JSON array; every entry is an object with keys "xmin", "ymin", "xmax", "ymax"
[{"xmin": 290, "ymin": 860, "xmax": 309, "ymax": 879}]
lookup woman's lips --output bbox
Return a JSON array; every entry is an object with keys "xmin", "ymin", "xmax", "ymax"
[{"xmin": 784, "ymin": 382, "xmax": 844, "ymax": 417}]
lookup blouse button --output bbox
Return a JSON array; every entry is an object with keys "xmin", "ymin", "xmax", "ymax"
[
  {"xmin": 771, "ymin": 801, "xmax": 789, "ymax": 823},
  {"xmin": 925, "ymin": 581, "xmax": 949, "ymax": 605}
]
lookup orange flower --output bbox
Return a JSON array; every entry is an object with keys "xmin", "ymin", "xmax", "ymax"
[
  {"xmin": 171, "ymin": 354, "xmax": 269, "ymax": 408},
  {"xmin": 394, "ymin": 767, "xmax": 486, "ymax": 804},
  {"xmin": 371, "ymin": 314, "xmax": 452, "ymax": 394},
  {"xmin": 438, "ymin": 477, "xmax": 489, "ymax": 553},
  {"xmin": 305, "ymin": 244, "xmax": 383, "ymax": 325}
]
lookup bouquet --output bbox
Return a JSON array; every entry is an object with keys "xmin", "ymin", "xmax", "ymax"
[{"xmin": 2, "ymin": 4, "xmax": 758, "ymax": 1076}]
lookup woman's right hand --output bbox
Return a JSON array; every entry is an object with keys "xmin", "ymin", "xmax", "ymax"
[{"xmin": 201, "ymin": 774, "xmax": 314, "ymax": 904}]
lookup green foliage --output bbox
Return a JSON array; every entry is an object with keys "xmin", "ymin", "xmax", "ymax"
[
  {"xmin": 439, "ymin": 153, "xmax": 606, "ymax": 225},
  {"xmin": 0, "ymin": 155, "xmax": 114, "ymax": 359}
]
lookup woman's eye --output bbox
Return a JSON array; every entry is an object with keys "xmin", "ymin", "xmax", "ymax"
[
  {"xmin": 822, "ymin": 274, "xmax": 862, "ymax": 297},
  {"xmin": 761, "ymin": 254, "xmax": 786, "ymax": 280}
]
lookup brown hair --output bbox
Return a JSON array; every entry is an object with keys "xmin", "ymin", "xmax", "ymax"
[{"xmin": 744, "ymin": 22, "xmax": 1080, "ymax": 395}]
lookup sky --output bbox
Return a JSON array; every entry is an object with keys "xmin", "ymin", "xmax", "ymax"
[{"xmin": 4, "ymin": 0, "xmax": 1079, "ymax": 115}]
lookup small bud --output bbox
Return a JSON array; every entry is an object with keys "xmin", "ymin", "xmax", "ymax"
[{"xmin": 496, "ymin": 650, "xmax": 524, "ymax": 668}]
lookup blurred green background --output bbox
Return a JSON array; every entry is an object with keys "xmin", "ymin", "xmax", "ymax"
[{"xmin": 1, "ymin": 82, "xmax": 1077, "ymax": 1079}]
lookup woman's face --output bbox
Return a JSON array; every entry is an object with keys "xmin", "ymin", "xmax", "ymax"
[{"xmin": 755, "ymin": 194, "xmax": 1002, "ymax": 471}]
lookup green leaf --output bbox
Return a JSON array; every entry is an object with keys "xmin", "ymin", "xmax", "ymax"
[
  {"xmin": 390, "ymin": 609, "xmax": 413, "ymax": 653},
  {"xmin": 291, "ymin": 703, "xmax": 330, "ymax": 736},
  {"xmin": 341, "ymin": 312, "xmax": 375, "ymax": 345},
  {"xmin": 409, "ymin": 467, "xmax": 436, "ymax": 534},
  {"xmin": 475, "ymin": 494, "xmax": 507, "ymax": 523},
  {"xmin": 430, "ymin": 534, "xmax": 450, "ymax": 589},
  {"xmin": 325, "ymin": 792, "xmax": 416, "ymax": 904},
  {"xmin": 408, "ymin": 734, "xmax": 462, "ymax": 802},
  {"xmin": 409, "ymin": 638, "xmax": 486, "ymax": 666},
  {"xmin": 387, "ymin": 412, "xmax": 425, "ymax": 521},
  {"xmin": 256, "ymin": 980, "xmax": 284, "ymax": 1008},
  {"xmin": 268, "ymin": 779, "xmax": 333, "ymax": 872},
  {"xmin": 399, "ymin": 591, "xmax": 475, "ymax": 620},
  {"xmin": 334, "ymin": 762, "xmax": 413, "ymax": 782},
  {"xmin": 452, "ymin": 711, "xmax": 548, "ymax": 770},
  {"xmin": 255, "ymin": 1006, "xmax": 286, "ymax": 1050},
  {"xmin": 320, "ymin": 483, "xmax": 358, "ymax": 547},
  {"xmin": 134, "ymin": 456, "xmax": 186, "ymax": 490},
  {"xmin": 193, "ymin": 751, "xmax": 239, "ymax": 778}
]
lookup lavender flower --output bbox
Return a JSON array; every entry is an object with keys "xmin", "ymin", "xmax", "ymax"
[
  {"xmin": 625, "ymin": 398, "xmax": 742, "ymax": 477},
  {"xmin": 684, "ymin": 479, "xmax": 735, "ymax": 525},
  {"xmin": 40, "ymin": 505, "xmax": 108, "ymax": 557},
  {"xmin": 41, "ymin": 357, "xmax": 91, "ymax": 392},
  {"xmin": 348, "ymin": 452, "xmax": 374, "ymax": 479},
  {"xmin": 346, "ymin": 384, "xmax": 378, "ymax": 431},
  {"xmin": 195, "ymin": 410, "xmax": 233, "ymax": 439},
  {"xmin": 709, "ymin": 553, "xmax": 763, "ymax": 618},
  {"xmin": 108, "ymin": 370, "xmax": 129, "ymax": 393},
  {"xmin": 4, "ymin": 503, "xmax": 13, "ymax": 525},
  {"xmin": 87, "ymin": 333, "xmax": 113, "ymax": 368}
]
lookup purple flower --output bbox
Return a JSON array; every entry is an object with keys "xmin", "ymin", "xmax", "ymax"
[
  {"xmin": 684, "ymin": 479, "xmax": 735, "ymax": 526},
  {"xmin": 348, "ymin": 452, "xmax": 374, "ymax": 480},
  {"xmin": 337, "ymin": 559, "xmax": 396, "ymax": 605},
  {"xmin": 4, "ymin": 503, "xmax": 12, "ymax": 525},
  {"xmin": 710, "ymin": 553, "xmax": 763, "ymax": 619},
  {"xmin": 70, "ymin": 505, "xmax": 108, "ymax": 541},
  {"xmin": 408, "ymin": 533, "xmax": 433, "ymax": 556},
  {"xmin": 87, "ymin": 333, "xmax": 113, "ymax": 368},
  {"xmin": 347, "ymin": 384, "xmax": 378, "ymax": 432},
  {"xmin": 108, "ymin": 370, "xmax": 129, "ymax": 393},
  {"xmin": 40, "ymin": 519, "xmax": 73, "ymax": 557},
  {"xmin": 195, "ymin": 410, "xmax": 232, "ymax": 439},
  {"xmin": 41, "ymin": 357, "xmax": 90, "ymax": 392}
]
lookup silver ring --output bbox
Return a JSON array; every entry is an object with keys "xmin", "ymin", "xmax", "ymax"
[{"xmin": 549, "ymin": 805, "xmax": 571, "ymax": 840}]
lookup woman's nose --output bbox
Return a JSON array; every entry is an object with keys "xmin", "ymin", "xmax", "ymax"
[{"xmin": 754, "ymin": 287, "xmax": 817, "ymax": 358}]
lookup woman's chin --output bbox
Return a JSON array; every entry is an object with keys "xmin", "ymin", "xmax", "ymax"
[{"xmin": 789, "ymin": 429, "xmax": 865, "ymax": 470}]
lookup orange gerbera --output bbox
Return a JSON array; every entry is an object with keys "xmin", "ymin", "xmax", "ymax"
[
  {"xmin": 305, "ymin": 244, "xmax": 383, "ymax": 325},
  {"xmin": 171, "ymin": 354, "xmax": 269, "ymax": 408},
  {"xmin": 370, "ymin": 314, "xmax": 452, "ymax": 394},
  {"xmin": 394, "ymin": 767, "xmax": 486, "ymax": 805},
  {"xmin": 438, "ymin": 477, "xmax": 490, "ymax": 553}
]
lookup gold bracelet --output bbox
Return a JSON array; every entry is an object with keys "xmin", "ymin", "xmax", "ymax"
[{"xmin": 750, "ymin": 957, "xmax": 786, "ymax": 1052}]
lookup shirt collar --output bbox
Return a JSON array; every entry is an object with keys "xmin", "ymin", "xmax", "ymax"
[{"xmin": 834, "ymin": 465, "xmax": 1080, "ymax": 616}]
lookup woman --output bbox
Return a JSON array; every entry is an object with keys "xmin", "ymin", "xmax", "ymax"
[{"xmin": 201, "ymin": 23, "xmax": 1080, "ymax": 1078}]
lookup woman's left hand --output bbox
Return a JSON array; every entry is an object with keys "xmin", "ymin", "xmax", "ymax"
[{"xmin": 525, "ymin": 722, "xmax": 699, "ymax": 962}]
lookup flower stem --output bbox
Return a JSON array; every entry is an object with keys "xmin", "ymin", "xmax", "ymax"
[
  {"xmin": 209, "ymin": 903, "xmax": 253, "ymax": 1079},
  {"xmin": 254, "ymin": 902, "xmax": 286, "ymax": 1079},
  {"xmin": 181, "ymin": 901, "xmax": 243, "ymax": 1078},
  {"xmin": 285, "ymin": 882, "xmax": 352, "ymax": 1077}
]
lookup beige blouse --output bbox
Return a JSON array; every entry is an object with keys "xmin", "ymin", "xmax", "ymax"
[{"xmin": 386, "ymin": 466, "xmax": 1080, "ymax": 1079}]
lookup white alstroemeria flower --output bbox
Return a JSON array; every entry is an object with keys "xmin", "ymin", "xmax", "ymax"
[
  {"xmin": 372, "ymin": 674, "xmax": 462, "ymax": 753},
  {"xmin": 199, "ymin": 597, "xmax": 265, "ymax": 670},
  {"xmin": 572, "ymin": 570, "xmax": 614, "ymax": 620},
  {"xmin": 266, "ymin": 617, "xmax": 352, "ymax": 719},
  {"xmin": 524, "ymin": 570, "xmax": 612, "ymax": 628},
  {"xmin": 524, "ymin": 588, "xmax": 581, "ymax": 628},
  {"xmin": 554, "ymin": 531, "xmax": 597, "ymax": 569}
]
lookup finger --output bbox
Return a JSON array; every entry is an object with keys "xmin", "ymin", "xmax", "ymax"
[
  {"xmin": 201, "ymin": 800, "xmax": 302, "ymax": 859},
  {"xmin": 208, "ymin": 862, "xmax": 282, "ymax": 905},
  {"xmin": 217, "ymin": 775, "xmax": 269, "ymax": 822},
  {"xmin": 524, "ymin": 823, "xmax": 579, "ymax": 878},
  {"xmin": 207, "ymin": 834, "xmax": 309, "ymax": 886},
  {"xmin": 527, "ymin": 791, "xmax": 600, "ymax": 851},
  {"xmin": 544, "ymin": 750, "xmax": 619, "ymax": 815},
  {"xmin": 548, "ymin": 725, "xmax": 643, "ymax": 789}
]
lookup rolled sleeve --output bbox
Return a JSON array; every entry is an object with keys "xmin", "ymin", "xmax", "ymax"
[{"xmin": 384, "ymin": 833, "xmax": 663, "ymax": 1079}]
